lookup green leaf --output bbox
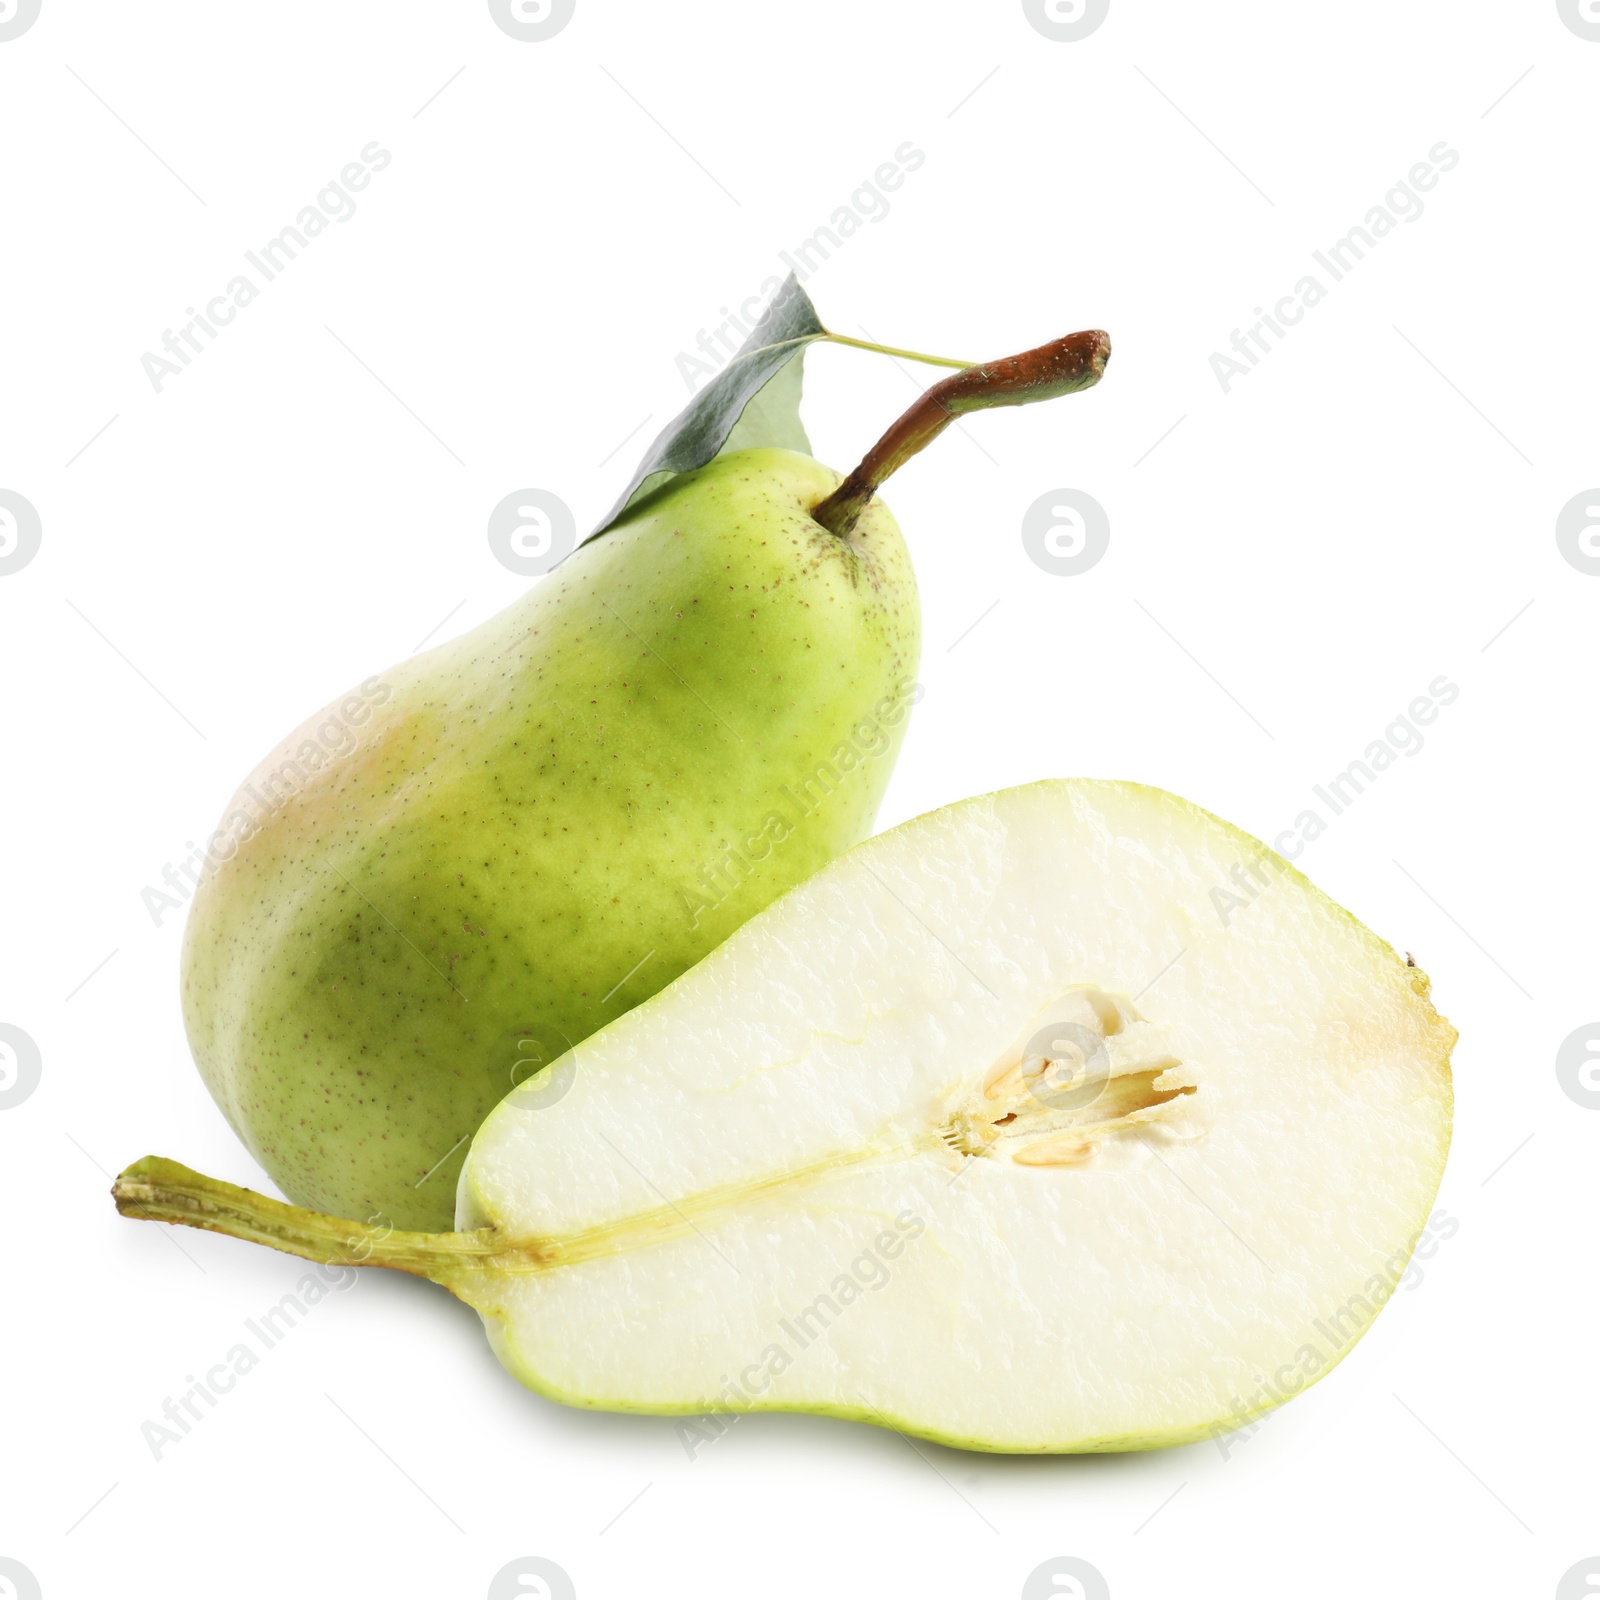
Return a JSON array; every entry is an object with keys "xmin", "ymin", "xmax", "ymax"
[
  {"xmin": 720, "ymin": 345, "xmax": 811, "ymax": 456},
  {"xmin": 588, "ymin": 274, "xmax": 825, "ymax": 541}
]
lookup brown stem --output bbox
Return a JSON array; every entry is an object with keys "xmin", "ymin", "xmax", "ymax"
[{"xmin": 812, "ymin": 328, "xmax": 1112, "ymax": 539}]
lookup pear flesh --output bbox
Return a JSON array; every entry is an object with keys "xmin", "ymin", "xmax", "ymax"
[
  {"xmin": 181, "ymin": 449, "xmax": 918, "ymax": 1230},
  {"xmin": 454, "ymin": 780, "xmax": 1453, "ymax": 1450}
]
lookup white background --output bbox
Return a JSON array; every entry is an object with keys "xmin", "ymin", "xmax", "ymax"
[{"xmin": 2, "ymin": 2, "xmax": 1596, "ymax": 1597}]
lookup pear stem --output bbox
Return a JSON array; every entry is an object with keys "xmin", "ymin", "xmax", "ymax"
[
  {"xmin": 812, "ymin": 328, "xmax": 1113, "ymax": 539},
  {"xmin": 823, "ymin": 332, "xmax": 972, "ymax": 370},
  {"xmin": 112, "ymin": 1156, "xmax": 507, "ymax": 1302}
]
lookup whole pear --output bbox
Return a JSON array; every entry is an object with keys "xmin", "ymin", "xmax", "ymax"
[{"xmin": 183, "ymin": 448, "xmax": 919, "ymax": 1230}]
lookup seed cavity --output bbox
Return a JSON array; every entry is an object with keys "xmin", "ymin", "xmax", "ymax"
[{"xmin": 940, "ymin": 985, "xmax": 1202, "ymax": 1168}]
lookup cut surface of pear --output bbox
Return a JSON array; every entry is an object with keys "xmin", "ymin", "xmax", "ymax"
[
  {"xmin": 460, "ymin": 778, "xmax": 1453, "ymax": 1449},
  {"xmin": 122, "ymin": 779, "xmax": 1453, "ymax": 1452}
]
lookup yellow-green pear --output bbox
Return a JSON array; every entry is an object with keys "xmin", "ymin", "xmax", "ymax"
[{"xmin": 180, "ymin": 322, "xmax": 1111, "ymax": 1230}]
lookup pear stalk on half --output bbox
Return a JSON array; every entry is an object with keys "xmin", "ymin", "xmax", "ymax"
[{"xmin": 118, "ymin": 780, "xmax": 1454, "ymax": 1454}]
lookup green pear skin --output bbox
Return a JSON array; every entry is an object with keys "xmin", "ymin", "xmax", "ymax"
[{"xmin": 182, "ymin": 449, "xmax": 920, "ymax": 1230}]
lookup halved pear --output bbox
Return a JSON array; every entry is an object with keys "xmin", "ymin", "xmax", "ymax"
[{"xmin": 116, "ymin": 780, "xmax": 1454, "ymax": 1453}]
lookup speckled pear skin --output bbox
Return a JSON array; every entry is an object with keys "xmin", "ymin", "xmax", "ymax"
[{"xmin": 181, "ymin": 449, "xmax": 920, "ymax": 1230}]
